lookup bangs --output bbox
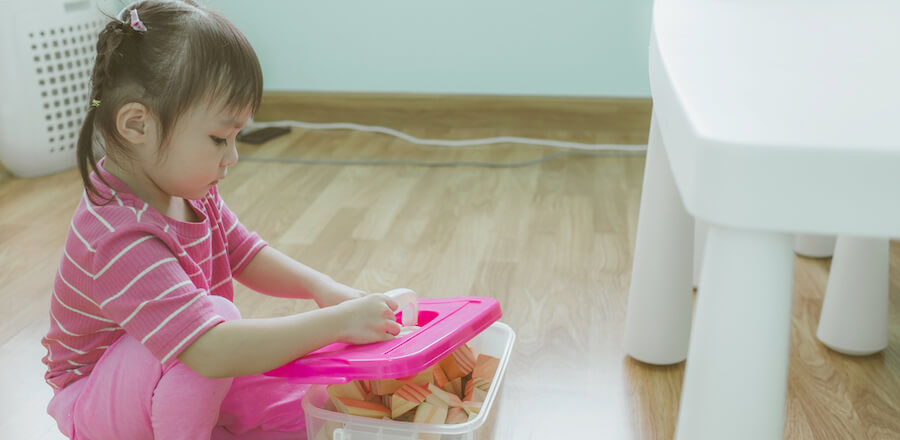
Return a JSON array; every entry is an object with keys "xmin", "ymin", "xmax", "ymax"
[
  {"xmin": 195, "ymin": 10, "xmax": 263, "ymax": 115},
  {"xmin": 161, "ymin": 7, "xmax": 263, "ymax": 124}
]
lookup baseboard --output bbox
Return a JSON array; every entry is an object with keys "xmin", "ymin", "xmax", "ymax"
[{"xmin": 254, "ymin": 92, "xmax": 652, "ymax": 144}]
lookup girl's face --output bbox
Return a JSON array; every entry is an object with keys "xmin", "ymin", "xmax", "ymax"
[{"xmin": 145, "ymin": 102, "xmax": 251, "ymax": 201}]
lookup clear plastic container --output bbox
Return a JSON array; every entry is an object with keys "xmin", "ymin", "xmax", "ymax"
[{"xmin": 303, "ymin": 322, "xmax": 516, "ymax": 440}]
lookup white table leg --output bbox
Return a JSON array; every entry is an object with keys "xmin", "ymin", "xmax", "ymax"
[
  {"xmin": 675, "ymin": 225, "xmax": 795, "ymax": 440},
  {"xmin": 793, "ymin": 233, "xmax": 836, "ymax": 258},
  {"xmin": 693, "ymin": 220, "xmax": 708, "ymax": 289},
  {"xmin": 624, "ymin": 114, "xmax": 694, "ymax": 365},
  {"xmin": 816, "ymin": 236, "xmax": 889, "ymax": 356}
]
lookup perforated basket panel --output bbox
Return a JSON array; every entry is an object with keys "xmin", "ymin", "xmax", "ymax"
[
  {"xmin": 30, "ymin": 22, "xmax": 101, "ymax": 155},
  {"xmin": 0, "ymin": 0, "xmax": 103, "ymax": 177}
]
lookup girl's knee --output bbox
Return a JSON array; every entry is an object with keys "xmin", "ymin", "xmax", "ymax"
[
  {"xmin": 156, "ymin": 361, "xmax": 234, "ymax": 409},
  {"xmin": 152, "ymin": 363, "xmax": 234, "ymax": 438},
  {"xmin": 208, "ymin": 294, "xmax": 241, "ymax": 321},
  {"xmin": 160, "ymin": 362, "xmax": 233, "ymax": 394}
]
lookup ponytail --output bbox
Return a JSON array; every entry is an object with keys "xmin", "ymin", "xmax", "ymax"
[
  {"xmin": 77, "ymin": 106, "xmax": 113, "ymax": 205},
  {"xmin": 78, "ymin": 16, "xmax": 131, "ymax": 206}
]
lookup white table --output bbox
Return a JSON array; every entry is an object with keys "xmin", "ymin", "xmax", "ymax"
[{"xmin": 623, "ymin": 1, "xmax": 900, "ymax": 438}]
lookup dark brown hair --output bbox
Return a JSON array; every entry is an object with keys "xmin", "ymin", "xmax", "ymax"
[{"xmin": 78, "ymin": 0, "xmax": 263, "ymax": 204}]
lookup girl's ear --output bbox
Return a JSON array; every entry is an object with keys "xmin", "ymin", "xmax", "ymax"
[{"xmin": 116, "ymin": 102, "xmax": 153, "ymax": 146}]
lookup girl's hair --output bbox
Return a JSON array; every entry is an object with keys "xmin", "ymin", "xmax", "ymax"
[{"xmin": 78, "ymin": 0, "xmax": 263, "ymax": 204}]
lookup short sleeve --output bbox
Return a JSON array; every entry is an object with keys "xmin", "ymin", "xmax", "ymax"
[
  {"xmin": 215, "ymin": 192, "xmax": 267, "ymax": 276},
  {"xmin": 92, "ymin": 226, "xmax": 225, "ymax": 365}
]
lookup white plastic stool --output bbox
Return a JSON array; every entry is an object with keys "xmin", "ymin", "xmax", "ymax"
[
  {"xmin": 817, "ymin": 236, "xmax": 889, "ymax": 356},
  {"xmin": 697, "ymin": 230, "xmax": 886, "ymax": 356},
  {"xmin": 623, "ymin": 1, "xmax": 900, "ymax": 439},
  {"xmin": 693, "ymin": 220, "xmax": 708, "ymax": 289},
  {"xmin": 793, "ymin": 234, "xmax": 836, "ymax": 258},
  {"xmin": 791, "ymin": 233, "xmax": 889, "ymax": 356}
]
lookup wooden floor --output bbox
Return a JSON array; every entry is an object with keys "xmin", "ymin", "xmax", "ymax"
[{"xmin": 1, "ymin": 98, "xmax": 898, "ymax": 439}]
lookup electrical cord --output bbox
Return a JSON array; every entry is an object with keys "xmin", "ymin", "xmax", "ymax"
[
  {"xmin": 240, "ymin": 149, "xmax": 641, "ymax": 168},
  {"xmin": 240, "ymin": 120, "xmax": 647, "ymax": 168}
]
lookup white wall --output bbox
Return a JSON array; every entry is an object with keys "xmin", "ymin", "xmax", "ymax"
[{"xmin": 102, "ymin": 0, "xmax": 653, "ymax": 97}]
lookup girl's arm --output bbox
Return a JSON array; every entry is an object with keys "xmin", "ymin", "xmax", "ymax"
[
  {"xmin": 178, "ymin": 293, "xmax": 401, "ymax": 378},
  {"xmin": 235, "ymin": 246, "xmax": 364, "ymax": 308}
]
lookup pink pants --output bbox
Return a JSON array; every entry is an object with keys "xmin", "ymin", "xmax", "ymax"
[{"xmin": 47, "ymin": 296, "xmax": 310, "ymax": 440}]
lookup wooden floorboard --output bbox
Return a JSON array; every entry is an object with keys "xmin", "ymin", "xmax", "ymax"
[{"xmin": 0, "ymin": 95, "xmax": 897, "ymax": 439}]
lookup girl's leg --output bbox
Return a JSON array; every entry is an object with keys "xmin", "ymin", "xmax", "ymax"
[
  {"xmin": 68, "ymin": 332, "xmax": 232, "ymax": 440},
  {"xmin": 151, "ymin": 361, "xmax": 234, "ymax": 438},
  {"xmin": 47, "ymin": 374, "xmax": 88, "ymax": 439},
  {"xmin": 214, "ymin": 374, "xmax": 311, "ymax": 440},
  {"xmin": 150, "ymin": 295, "xmax": 241, "ymax": 438},
  {"xmin": 59, "ymin": 295, "xmax": 240, "ymax": 439}
]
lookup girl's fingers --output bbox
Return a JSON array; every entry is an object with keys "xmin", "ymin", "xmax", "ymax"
[
  {"xmin": 383, "ymin": 295, "xmax": 399, "ymax": 311},
  {"xmin": 385, "ymin": 321, "xmax": 402, "ymax": 336}
]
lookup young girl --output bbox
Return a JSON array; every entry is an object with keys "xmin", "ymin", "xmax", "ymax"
[{"xmin": 40, "ymin": 1, "xmax": 403, "ymax": 438}]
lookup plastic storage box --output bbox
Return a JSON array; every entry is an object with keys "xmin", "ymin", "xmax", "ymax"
[
  {"xmin": 265, "ymin": 295, "xmax": 515, "ymax": 440},
  {"xmin": 303, "ymin": 322, "xmax": 515, "ymax": 440}
]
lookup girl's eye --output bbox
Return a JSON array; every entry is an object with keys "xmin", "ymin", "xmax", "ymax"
[{"xmin": 210, "ymin": 136, "xmax": 227, "ymax": 146}]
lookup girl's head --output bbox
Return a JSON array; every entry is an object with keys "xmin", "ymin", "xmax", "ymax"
[{"xmin": 78, "ymin": 0, "xmax": 263, "ymax": 204}]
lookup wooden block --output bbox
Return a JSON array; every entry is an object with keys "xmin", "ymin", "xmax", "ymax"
[
  {"xmin": 414, "ymin": 402, "xmax": 449, "ymax": 424},
  {"xmin": 426, "ymin": 383, "xmax": 462, "ymax": 408},
  {"xmin": 370, "ymin": 378, "xmax": 406, "ymax": 396},
  {"xmin": 360, "ymin": 380, "xmax": 371, "ymax": 394},
  {"xmin": 365, "ymin": 392, "xmax": 384, "ymax": 405},
  {"xmin": 470, "ymin": 386, "xmax": 488, "ymax": 403},
  {"xmin": 455, "ymin": 345, "xmax": 476, "ymax": 373},
  {"xmin": 332, "ymin": 396, "xmax": 350, "ymax": 414},
  {"xmin": 394, "ymin": 383, "xmax": 431, "ymax": 403},
  {"xmin": 335, "ymin": 397, "xmax": 391, "ymax": 419},
  {"xmin": 382, "ymin": 394, "xmax": 392, "ymax": 408},
  {"xmin": 463, "ymin": 377, "xmax": 488, "ymax": 401},
  {"xmin": 327, "ymin": 381, "xmax": 367, "ymax": 410},
  {"xmin": 415, "ymin": 402, "xmax": 449, "ymax": 440},
  {"xmin": 432, "ymin": 364, "xmax": 450, "ymax": 388},
  {"xmin": 395, "ymin": 365, "xmax": 433, "ymax": 386},
  {"xmin": 439, "ymin": 345, "xmax": 476, "ymax": 380},
  {"xmin": 461, "ymin": 400, "xmax": 482, "ymax": 417},
  {"xmin": 391, "ymin": 394, "xmax": 422, "ymax": 420},
  {"xmin": 445, "ymin": 407, "xmax": 468, "ymax": 424},
  {"xmin": 391, "ymin": 394, "xmax": 419, "ymax": 419},
  {"xmin": 473, "ymin": 354, "xmax": 500, "ymax": 382},
  {"xmin": 472, "ymin": 376, "xmax": 491, "ymax": 392},
  {"xmin": 395, "ymin": 410, "xmax": 416, "ymax": 422},
  {"xmin": 443, "ymin": 377, "xmax": 463, "ymax": 399}
]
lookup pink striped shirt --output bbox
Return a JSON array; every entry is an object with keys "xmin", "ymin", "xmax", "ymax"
[{"xmin": 41, "ymin": 158, "xmax": 267, "ymax": 390}]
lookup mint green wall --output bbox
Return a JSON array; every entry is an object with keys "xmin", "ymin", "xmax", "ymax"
[{"xmin": 102, "ymin": 1, "xmax": 652, "ymax": 97}]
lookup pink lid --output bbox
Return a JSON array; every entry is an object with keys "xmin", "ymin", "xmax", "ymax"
[{"xmin": 264, "ymin": 296, "xmax": 501, "ymax": 384}]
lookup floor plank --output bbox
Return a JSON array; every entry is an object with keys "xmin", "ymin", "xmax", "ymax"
[{"xmin": 1, "ymin": 106, "xmax": 898, "ymax": 439}]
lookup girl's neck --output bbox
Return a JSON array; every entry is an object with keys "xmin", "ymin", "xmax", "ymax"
[{"xmin": 103, "ymin": 158, "xmax": 199, "ymax": 223}]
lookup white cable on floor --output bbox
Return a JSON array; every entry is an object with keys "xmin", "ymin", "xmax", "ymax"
[
  {"xmin": 247, "ymin": 120, "xmax": 648, "ymax": 153},
  {"xmin": 240, "ymin": 150, "xmax": 639, "ymax": 168}
]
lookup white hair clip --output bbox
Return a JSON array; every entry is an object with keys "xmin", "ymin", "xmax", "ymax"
[{"xmin": 129, "ymin": 9, "xmax": 147, "ymax": 32}]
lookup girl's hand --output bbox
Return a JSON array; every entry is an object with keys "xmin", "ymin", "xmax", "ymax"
[
  {"xmin": 334, "ymin": 294, "xmax": 402, "ymax": 344},
  {"xmin": 312, "ymin": 280, "xmax": 365, "ymax": 309}
]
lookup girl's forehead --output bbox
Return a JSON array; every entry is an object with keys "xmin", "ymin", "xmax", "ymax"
[{"xmin": 188, "ymin": 101, "xmax": 252, "ymax": 126}]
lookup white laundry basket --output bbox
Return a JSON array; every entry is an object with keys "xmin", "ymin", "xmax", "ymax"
[{"xmin": 0, "ymin": 0, "xmax": 103, "ymax": 177}]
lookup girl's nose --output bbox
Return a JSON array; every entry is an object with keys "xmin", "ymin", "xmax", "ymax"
[{"xmin": 222, "ymin": 141, "xmax": 239, "ymax": 167}]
